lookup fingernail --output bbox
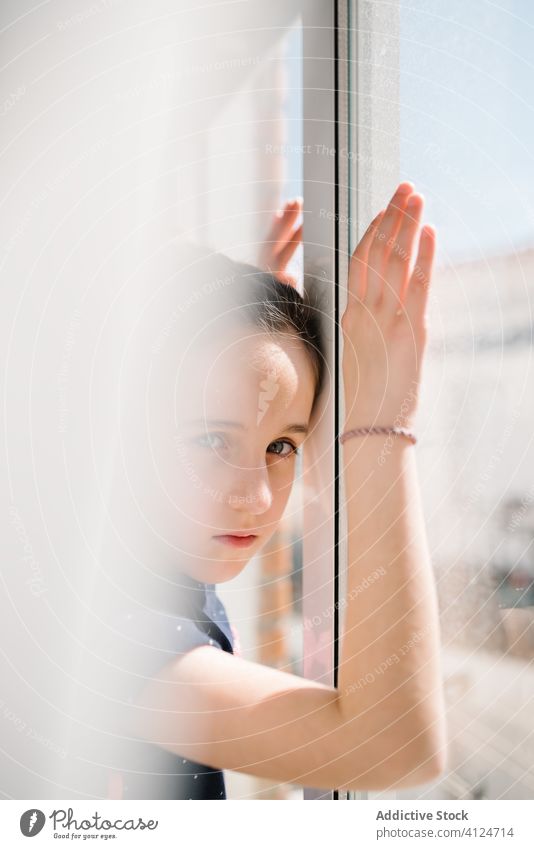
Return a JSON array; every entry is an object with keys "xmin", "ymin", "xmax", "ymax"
[
  {"xmin": 407, "ymin": 193, "xmax": 423, "ymax": 207},
  {"xmin": 397, "ymin": 182, "xmax": 414, "ymax": 194}
]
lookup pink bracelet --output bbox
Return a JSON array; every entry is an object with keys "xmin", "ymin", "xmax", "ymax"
[{"xmin": 339, "ymin": 426, "xmax": 417, "ymax": 445}]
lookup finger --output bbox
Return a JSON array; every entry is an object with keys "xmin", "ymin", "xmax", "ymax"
[
  {"xmin": 347, "ymin": 209, "xmax": 385, "ymax": 302},
  {"xmin": 382, "ymin": 193, "xmax": 424, "ymax": 314},
  {"xmin": 365, "ymin": 182, "xmax": 414, "ymax": 305},
  {"xmin": 403, "ymin": 224, "xmax": 436, "ymax": 327},
  {"xmin": 274, "ymin": 223, "xmax": 302, "ymax": 271},
  {"xmin": 266, "ymin": 198, "xmax": 302, "ymax": 253},
  {"xmin": 274, "ymin": 270, "xmax": 298, "ymax": 288}
]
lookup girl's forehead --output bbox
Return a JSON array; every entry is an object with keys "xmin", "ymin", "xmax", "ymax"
[{"xmin": 177, "ymin": 330, "xmax": 315, "ymax": 419}]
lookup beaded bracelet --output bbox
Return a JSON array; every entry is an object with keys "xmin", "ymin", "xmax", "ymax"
[{"xmin": 339, "ymin": 426, "xmax": 417, "ymax": 445}]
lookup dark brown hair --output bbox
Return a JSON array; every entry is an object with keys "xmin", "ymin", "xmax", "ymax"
[{"xmin": 175, "ymin": 246, "xmax": 326, "ymax": 416}]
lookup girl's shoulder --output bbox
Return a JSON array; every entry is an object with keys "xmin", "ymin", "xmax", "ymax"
[{"xmin": 109, "ymin": 578, "xmax": 235, "ymax": 702}]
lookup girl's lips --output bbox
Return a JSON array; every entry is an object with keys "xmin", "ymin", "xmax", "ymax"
[{"xmin": 213, "ymin": 534, "xmax": 258, "ymax": 549}]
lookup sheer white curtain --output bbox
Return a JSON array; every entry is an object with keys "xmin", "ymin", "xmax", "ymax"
[{"xmin": 0, "ymin": 0, "xmax": 274, "ymax": 798}]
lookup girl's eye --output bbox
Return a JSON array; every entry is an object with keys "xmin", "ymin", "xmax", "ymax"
[
  {"xmin": 195, "ymin": 433, "xmax": 299, "ymax": 459},
  {"xmin": 268, "ymin": 439, "xmax": 299, "ymax": 459},
  {"xmin": 196, "ymin": 433, "xmax": 227, "ymax": 452}
]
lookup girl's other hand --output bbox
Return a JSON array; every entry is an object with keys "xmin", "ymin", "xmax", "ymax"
[
  {"xmin": 258, "ymin": 198, "xmax": 303, "ymax": 288},
  {"xmin": 341, "ymin": 182, "xmax": 436, "ymax": 432}
]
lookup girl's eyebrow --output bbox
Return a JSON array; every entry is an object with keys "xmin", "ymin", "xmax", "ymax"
[{"xmin": 183, "ymin": 418, "xmax": 309, "ymax": 435}]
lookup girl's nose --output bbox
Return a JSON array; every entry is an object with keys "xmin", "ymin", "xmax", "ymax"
[{"xmin": 227, "ymin": 465, "xmax": 273, "ymax": 514}]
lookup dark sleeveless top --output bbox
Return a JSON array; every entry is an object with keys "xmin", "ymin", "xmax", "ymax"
[{"xmin": 108, "ymin": 571, "xmax": 234, "ymax": 799}]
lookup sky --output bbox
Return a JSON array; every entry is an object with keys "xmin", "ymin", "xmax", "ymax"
[
  {"xmin": 278, "ymin": 3, "xmax": 533, "ymax": 268},
  {"xmin": 400, "ymin": 0, "xmax": 534, "ymax": 263}
]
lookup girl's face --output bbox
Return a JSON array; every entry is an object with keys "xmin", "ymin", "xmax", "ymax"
[{"xmin": 172, "ymin": 323, "xmax": 317, "ymax": 583}]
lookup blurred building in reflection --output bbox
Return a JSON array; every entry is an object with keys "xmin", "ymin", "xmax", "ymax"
[{"xmin": 402, "ymin": 245, "xmax": 534, "ymax": 801}]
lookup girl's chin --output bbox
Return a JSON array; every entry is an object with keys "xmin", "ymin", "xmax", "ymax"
[{"xmin": 187, "ymin": 560, "xmax": 250, "ymax": 585}]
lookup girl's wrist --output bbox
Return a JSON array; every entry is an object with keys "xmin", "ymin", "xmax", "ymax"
[
  {"xmin": 342, "ymin": 400, "xmax": 419, "ymax": 435},
  {"xmin": 340, "ymin": 424, "xmax": 417, "ymax": 447},
  {"xmin": 342, "ymin": 412, "xmax": 417, "ymax": 433}
]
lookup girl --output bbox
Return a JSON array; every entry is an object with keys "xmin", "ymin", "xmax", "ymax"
[{"xmin": 108, "ymin": 181, "xmax": 446, "ymax": 799}]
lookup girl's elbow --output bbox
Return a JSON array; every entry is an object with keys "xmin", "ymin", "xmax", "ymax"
[
  {"xmin": 335, "ymin": 731, "xmax": 448, "ymax": 793},
  {"xmin": 338, "ymin": 752, "xmax": 447, "ymax": 793},
  {"xmin": 384, "ymin": 734, "xmax": 448, "ymax": 790},
  {"xmin": 418, "ymin": 740, "xmax": 448, "ymax": 784}
]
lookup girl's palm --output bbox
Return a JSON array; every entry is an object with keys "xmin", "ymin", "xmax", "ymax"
[{"xmin": 342, "ymin": 183, "xmax": 436, "ymax": 431}]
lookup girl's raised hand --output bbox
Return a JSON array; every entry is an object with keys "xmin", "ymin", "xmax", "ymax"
[
  {"xmin": 341, "ymin": 182, "xmax": 436, "ymax": 432},
  {"xmin": 258, "ymin": 198, "xmax": 303, "ymax": 288}
]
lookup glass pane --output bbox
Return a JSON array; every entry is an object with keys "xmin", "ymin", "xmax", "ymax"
[
  {"xmin": 198, "ymin": 15, "xmax": 307, "ymax": 800},
  {"xmin": 204, "ymin": 2, "xmax": 338, "ymax": 800},
  {"xmin": 348, "ymin": 0, "xmax": 534, "ymax": 801}
]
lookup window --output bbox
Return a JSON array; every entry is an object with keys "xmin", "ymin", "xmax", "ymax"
[{"xmin": 344, "ymin": 0, "xmax": 534, "ymax": 801}]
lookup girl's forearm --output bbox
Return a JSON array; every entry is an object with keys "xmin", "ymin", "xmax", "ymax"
[{"xmin": 336, "ymin": 434, "xmax": 446, "ymax": 785}]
